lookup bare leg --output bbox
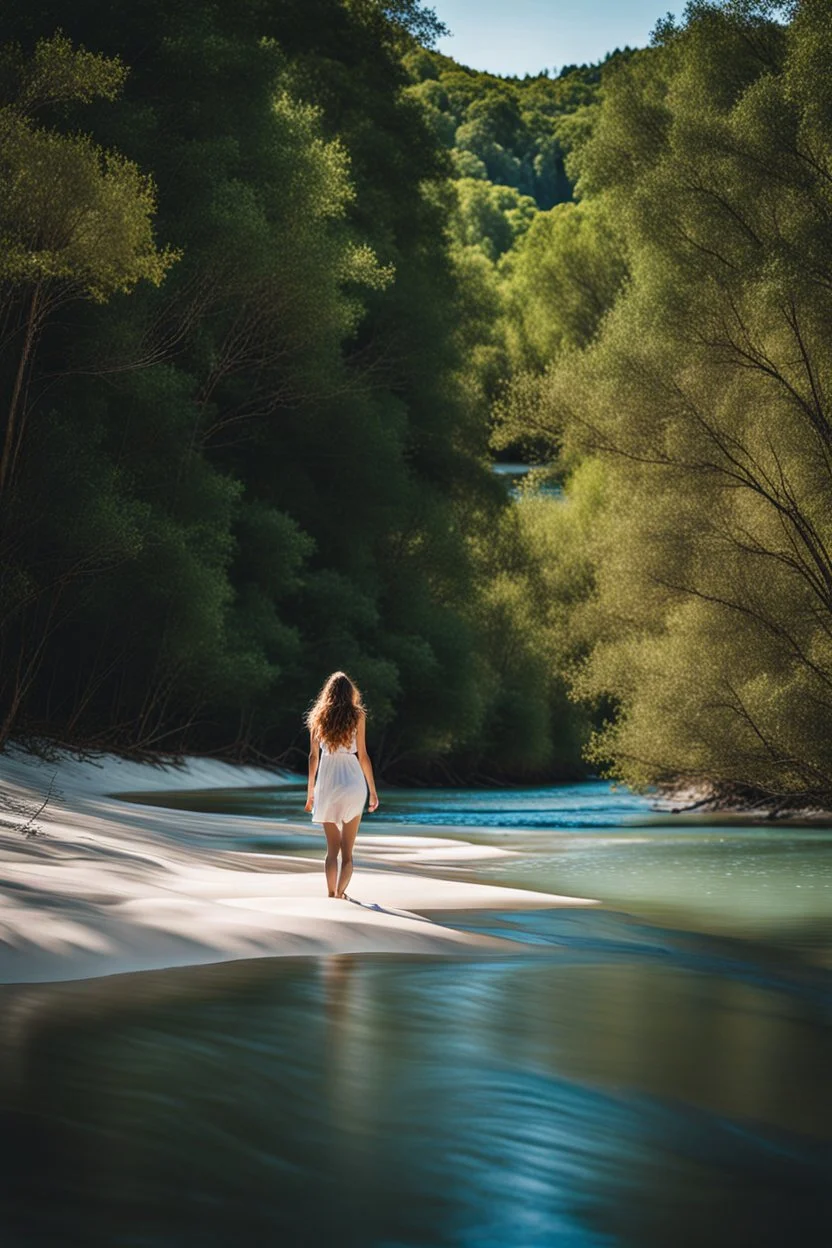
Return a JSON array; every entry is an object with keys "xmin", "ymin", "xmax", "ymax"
[
  {"xmin": 323, "ymin": 823, "xmax": 340, "ymax": 897},
  {"xmin": 336, "ymin": 814, "xmax": 360, "ymax": 898}
]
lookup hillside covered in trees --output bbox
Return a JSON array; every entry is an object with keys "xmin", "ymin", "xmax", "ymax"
[{"xmin": 2, "ymin": 0, "xmax": 830, "ymax": 806}]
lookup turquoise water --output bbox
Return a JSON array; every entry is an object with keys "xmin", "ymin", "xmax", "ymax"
[{"xmin": 0, "ymin": 781, "xmax": 830, "ymax": 1246}]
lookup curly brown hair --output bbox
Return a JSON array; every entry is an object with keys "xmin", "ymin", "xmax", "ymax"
[{"xmin": 305, "ymin": 671, "xmax": 365, "ymax": 751}]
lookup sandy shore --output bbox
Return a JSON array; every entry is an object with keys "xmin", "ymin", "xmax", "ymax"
[{"xmin": 0, "ymin": 746, "xmax": 597, "ymax": 984}]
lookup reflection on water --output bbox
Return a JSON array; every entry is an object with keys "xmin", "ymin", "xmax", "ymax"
[
  {"xmin": 0, "ymin": 951, "xmax": 829, "ymax": 1247},
  {"xmin": 2, "ymin": 780, "xmax": 831, "ymax": 1246}
]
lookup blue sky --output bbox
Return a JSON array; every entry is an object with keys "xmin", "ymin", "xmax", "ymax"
[{"xmin": 431, "ymin": 1, "xmax": 674, "ymax": 76}]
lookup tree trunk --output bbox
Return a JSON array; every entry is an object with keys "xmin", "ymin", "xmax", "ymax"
[{"xmin": 0, "ymin": 284, "xmax": 41, "ymax": 496}]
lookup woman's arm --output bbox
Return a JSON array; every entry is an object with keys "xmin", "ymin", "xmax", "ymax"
[
  {"xmin": 356, "ymin": 713, "xmax": 379, "ymax": 812},
  {"xmin": 305, "ymin": 731, "xmax": 320, "ymax": 812}
]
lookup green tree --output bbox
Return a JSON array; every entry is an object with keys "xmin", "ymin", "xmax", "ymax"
[
  {"xmin": 511, "ymin": 1, "xmax": 832, "ymax": 804},
  {"xmin": 501, "ymin": 199, "xmax": 627, "ymax": 370},
  {"xmin": 0, "ymin": 34, "xmax": 175, "ymax": 742},
  {"xmin": 0, "ymin": 33, "xmax": 173, "ymax": 496},
  {"xmin": 450, "ymin": 178, "xmax": 537, "ymax": 261}
]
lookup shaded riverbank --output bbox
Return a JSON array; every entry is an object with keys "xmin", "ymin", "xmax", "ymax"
[{"xmin": 661, "ymin": 783, "xmax": 832, "ymax": 823}]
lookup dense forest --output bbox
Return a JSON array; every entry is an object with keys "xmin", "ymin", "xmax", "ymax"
[{"xmin": 2, "ymin": 0, "xmax": 830, "ymax": 803}]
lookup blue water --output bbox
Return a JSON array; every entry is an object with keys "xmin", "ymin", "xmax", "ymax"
[
  {"xmin": 124, "ymin": 777, "xmax": 651, "ymax": 829},
  {"xmin": 1, "ymin": 781, "xmax": 830, "ymax": 1246}
]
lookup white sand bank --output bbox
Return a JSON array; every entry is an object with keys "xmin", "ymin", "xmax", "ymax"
[{"xmin": 0, "ymin": 746, "xmax": 597, "ymax": 984}]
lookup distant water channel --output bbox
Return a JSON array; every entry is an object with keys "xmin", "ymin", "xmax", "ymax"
[{"xmin": 1, "ymin": 781, "xmax": 830, "ymax": 1246}]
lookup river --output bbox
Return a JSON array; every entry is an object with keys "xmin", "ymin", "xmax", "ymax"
[{"xmin": 0, "ymin": 781, "xmax": 829, "ymax": 1246}]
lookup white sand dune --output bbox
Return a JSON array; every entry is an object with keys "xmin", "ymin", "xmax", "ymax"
[{"xmin": 0, "ymin": 746, "xmax": 597, "ymax": 984}]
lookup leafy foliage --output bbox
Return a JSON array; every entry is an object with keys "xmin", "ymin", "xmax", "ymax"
[
  {"xmin": 0, "ymin": 2, "xmax": 589, "ymax": 779},
  {"xmin": 501, "ymin": 0, "xmax": 832, "ymax": 803}
]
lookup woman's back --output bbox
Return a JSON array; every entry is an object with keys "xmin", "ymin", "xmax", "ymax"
[{"xmin": 320, "ymin": 732, "xmax": 357, "ymax": 756}]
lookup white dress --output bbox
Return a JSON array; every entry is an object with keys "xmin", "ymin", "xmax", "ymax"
[{"xmin": 311, "ymin": 731, "xmax": 367, "ymax": 828}]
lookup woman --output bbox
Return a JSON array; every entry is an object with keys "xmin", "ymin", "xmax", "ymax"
[{"xmin": 304, "ymin": 671, "xmax": 379, "ymax": 898}]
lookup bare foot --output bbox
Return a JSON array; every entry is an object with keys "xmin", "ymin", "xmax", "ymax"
[
  {"xmin": 328, "ymin": 890, "xmax": 336, "ymax": 898},
  {"xmin": 336, "ymin": 892, "xmax": 348, "ymax": 900}
]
